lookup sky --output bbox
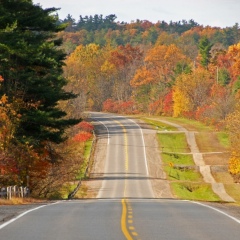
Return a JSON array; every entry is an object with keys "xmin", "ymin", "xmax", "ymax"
[{"xmin": 32, "ymin": 0, "xmax": 240, "ymax": 28}]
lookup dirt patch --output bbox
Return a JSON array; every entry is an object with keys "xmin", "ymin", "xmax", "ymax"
[
  {"xmin": 212, "ymin": 172, "xmax": 234, "ymax": 184},
  {"xmin": 203, "ymin": 152, "xmax": 230, "ymax": 165},
  {"xmin": 195, "ymin": 132, "xmax": 227, "ymax": 152}
]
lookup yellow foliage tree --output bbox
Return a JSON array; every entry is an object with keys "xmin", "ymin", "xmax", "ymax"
[
  {"xmin": 225, "ymin": 103, "xmax": 240, "ymax": 177},
  {"xmin": 173, "ymin": 68, "xmax": 213, "ymax": 117},
  {"xmin": 228, "ymin": 153, "xmax": 240, "ymax": 175},
  {"xmin": 63, "ymin": 43, "xmax": 107, "ymax": 113},
  {"xmin": 172, "ymin": 86, "xmax": 190, "ymax": 117}
]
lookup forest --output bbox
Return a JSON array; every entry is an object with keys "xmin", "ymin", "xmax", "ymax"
[
  {"xmin": 61, "ymin": 14, "xmax": 240, "ymax": 182},
  {"xmin": 0, "ymin": 2, "xmax": 240, "ymax": 198}
]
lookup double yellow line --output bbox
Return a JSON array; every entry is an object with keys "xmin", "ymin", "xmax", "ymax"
[
  {"xmin": 121, "ymin": 199, "xmax": 133, "ymax": 240},
  {"xmin": 114, "ymin": 120, "xmax": 139, "ymax": 240}
]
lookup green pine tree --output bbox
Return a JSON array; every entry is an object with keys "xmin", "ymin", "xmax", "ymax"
[
  {"xmin": 0, "ymin": 0, "xmax": 80, "ymax": 146},
  {"xmin": 198, "ymin": 36, "xmax": 213, "ymax": 68}
]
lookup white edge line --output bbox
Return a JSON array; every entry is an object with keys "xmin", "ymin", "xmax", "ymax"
[
  {"xmin": 91, "ymin": 116, "xmax": 110, "ymax": 198},
  {"xmin": 93, "ymin": 118, "xmax": 110, "ymax": 145},
  {"xmin": 191, "ymin": 201, "xmax": 240, "ymax": 224},
  {"xmin": 128, "ymin": 118, "xmax": 149, "ymax": 176},
  {"xmin": 0, "ymin": 202, "xmax": 59, "ymax": 230}
]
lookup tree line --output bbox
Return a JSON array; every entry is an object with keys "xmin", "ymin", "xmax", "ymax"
[{"xmin": 58, "ymin": 14, "xmax": 239, "ymax": 54}]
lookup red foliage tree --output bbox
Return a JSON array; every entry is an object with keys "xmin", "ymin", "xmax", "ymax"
[
  {"xmin": 102, "ymin": 99, "xmax": 136, "ymax": 114},
  {"xmin": 163, "ymin": 91, "xmax": 173, "ymax": 115},
  {"xmin": 73, "ymin": 132, "xmax": 92, "ymax": 142},
  {"xmin": 76, "ymin": 121, "xmax": 94, "ymax": 132},
  {"xmin": 103, "ymin": 99, "xmax": 115, "ymax": 112}
]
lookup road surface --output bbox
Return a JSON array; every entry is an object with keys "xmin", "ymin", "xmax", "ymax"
[{"xmin": 1, "ymin": 112, "xmax": 240, "ymax": 240}]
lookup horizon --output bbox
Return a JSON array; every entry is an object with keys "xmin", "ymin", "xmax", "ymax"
[{"xmin": 33, "ymin": 0, "xmax": 240, "ymax": 28}]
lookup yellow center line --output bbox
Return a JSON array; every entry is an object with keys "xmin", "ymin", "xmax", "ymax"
[
  {"xmin": 121, "ymin": 199, "xmax": 133, "ymax": 240},
  {"xmin": 114, "ymin": 120, "xmax": 139, "ymax": 240}
]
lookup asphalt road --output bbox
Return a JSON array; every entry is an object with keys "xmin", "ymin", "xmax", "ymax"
[
  {"xmin": 92, "ymin": 112, "xmax": 154, "ymax": 199},
  {"xmin": 0, "ymin": 112, "xmax": 240, "ymax": 240}
]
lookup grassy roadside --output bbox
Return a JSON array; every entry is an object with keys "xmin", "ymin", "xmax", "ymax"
[
  {"xmin": 78, "ymin": 139, "xmax": 93, "ymax": 179},
  {"xmin": 72, "ymin": 139, "xmax": 94, "ymax": 199},
  {"xmin": 142, "ymin": 117, "xmax": 177, "ymax": 131},
  {"xmin": 160, "ymin": 116, "xmax": 213, "ymax": 132},
  {"xmin": 141, "ymin": 116, "xmax": 231, "ymax": 202},
  {"xmin": 59, "ymin": 139, "xmax": 94, "ymax": 199},
  {"xmin": 158, "ymin": 131, "xmax": 220, "ymax": 201}
]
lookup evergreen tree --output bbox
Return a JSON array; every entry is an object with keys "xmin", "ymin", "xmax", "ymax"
[
  {"xmin": 218, "ymin": 68, "xmax": 231, "ymax": 86},
  {"xmin": 198, "ymin": 36, "xmax": 213, "ymax": 68},
  {"xmin": 62, "ymin": 14, "xmax": 76, "ymax": 32},
  {"xmin": 0, "ymin": 0, "xmax": 79, "ymax": 146}
]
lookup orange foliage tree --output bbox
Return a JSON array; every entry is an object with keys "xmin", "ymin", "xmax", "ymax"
[
  {"xmin": 131, "ymin": 44, "xmax": 189, "ymax": 114},
  {"xmin": 107, "ymin": 44, "xmax": 143, "ymax": 103},
  {"xmin": 227, "ymin": 42, "xmax": 240, "ymax": 80}
]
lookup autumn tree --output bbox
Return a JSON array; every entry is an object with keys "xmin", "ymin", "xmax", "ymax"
[
  {"xmin": 227, "ymin": 42, "xmax": 240, "ymax": 80},
  {"xmin": 206, "ymin": 84, "xmax": 236, "ymax": 122},
  {"xmin": 131, "ymin": 44, "xmax": 189, "ymax": 113},
  {"xmin": 225, "ymin": 101, "xmax": 240, "ymax": 182},
  {"xmin": 108, "ymin": 44, "xmax": 143, "ymax": 102},
  {"xmin": 63, "ymin": 43, "xmax": 111, "ymax": 111},
  {"xmin": 173, "ymin": 68, "xmax": 213, "ymax": 117}
]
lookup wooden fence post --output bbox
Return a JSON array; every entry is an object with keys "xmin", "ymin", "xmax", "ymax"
[{"xmin": 7, "ymin": 186, "xmax": 11, "ymax": 199}]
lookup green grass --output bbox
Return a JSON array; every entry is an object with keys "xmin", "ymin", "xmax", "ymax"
[
  {"xmin": 166, "ymin": 166, "xmax": 202, "ymax": 181},
  {"xmin": 157, "ymin": 133, "xmax": 190, "ymax": 153},
  {"xmin": 49, "ymin": 183, "xmax": 77, "ymax": 200},
  {"xmin": 84, "ymin": 140, "xmax": 93, "ymax": 159},
  {"xmin": 158, "ymin": 133, "xmax": 203, "ymax": 182},
  {"xmin": 162, "ymin": 152, "xmax": 194, "ymax": 165},
  {"xmin": 78, "ymin": 139, "xmax": 93, "ymax": 179},
  {"xmin": 217, "ymin": 132, "xmax": 230, "ymax": 148},
  {"xmin": 142, "ymin": 118, "xmax": 177, "ymax": 131},
  {"xmin": 171, "ymin": 182, "xmax": 221, "ymax": 201}
]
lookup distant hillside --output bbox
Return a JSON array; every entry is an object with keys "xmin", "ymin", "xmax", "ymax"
[{"xmin": 58, "ymin": 14, "xmax": 240, "ymax": 56}]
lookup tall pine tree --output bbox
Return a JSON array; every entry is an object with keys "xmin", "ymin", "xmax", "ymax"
[
  {"xmin": 198, "ymin": 36, "xmax": 213, "ymax": 68},
  {"xmin": 0, "ymin": 0, "xmax": 80, "ymax": 146}
]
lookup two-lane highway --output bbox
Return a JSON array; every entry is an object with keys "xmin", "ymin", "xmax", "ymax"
[
  {"xmin": 92, "ymin": 112, "xmax": 154, "ymax": 199},
  {"xmin": 1, "ymin": 112, "xmax": 240, "ymax": 240}
]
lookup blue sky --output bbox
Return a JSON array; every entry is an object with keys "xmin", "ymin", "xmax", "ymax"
[{"xmin": 33, "ymin": 0, "xmax": 240, "ymax": 28}]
